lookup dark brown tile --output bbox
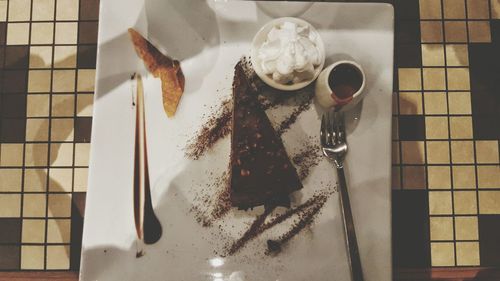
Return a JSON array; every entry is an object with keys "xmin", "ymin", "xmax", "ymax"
[
  {"xmin": 0, "ymin": 23, "xmax": 6, "ymax": 45},
  {"xmin": 394, "ymin": 0, "xmax": 420, "ymax": 20},
  {"xmin": 78, "ymin": 22, "xmax": 99, "ymax": 44},
  {"xmin": 0, "ymin": 218, "xmax": 21, "ymax": 243},
  {"xmin": 2, "ymin": 70, "xmax": 27, "ymax": 93},
  {"xmin": 1, "ymin": 118, "xmax": 26, "ymax": 142},
  {"xmin": 0, "ymin": 245, "xmax": 20, "ymax": 270},
  {"xmin": 479, "ymin": 215, "xmax": 500, "ymax": 266},
  {"xmin": 1, "ymin": 94, "xmax": 26, "ymax": 118},
  {"xmin": 396, "ymin": 43, "xmax": 422, "ymax": 67},
  {"xmin": 70, "ymin": 192, "xmax": 86, "ymax": 270},
  {"xmin": 5, "ymin": 46, "xmax": 29, "ymax": 69},
  {"xmin": 77, "ymin": 45, "xmax": 97, "ymax": 69},
  {"xmin": 396, "ymin": 20, "xmax": 421, "ymax": 44},
  {"xmin": 80, "ymin": 0, "xmax": 100, "ymax": 21},
  {"xmin": 392, "ymin": 190, "xmax": 431, "ymax": 268},
  {"xmin": 0, "ymin": 47, "xmax": 4, "ymax": 68},
  {"xmin": 74, "ymin": 117, "xmax": 92, "ymax": 142},
  {"xmin": 399, "ymin": 115, "xmax": 426, "ymax": 140}
]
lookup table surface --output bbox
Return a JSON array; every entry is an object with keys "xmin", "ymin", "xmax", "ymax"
[{"xmin": 0, "ymin": 0, "xmax": 499, "ymax": 279}]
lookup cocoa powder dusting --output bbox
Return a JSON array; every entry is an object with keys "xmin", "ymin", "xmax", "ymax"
[
  {"xmin": 292, "ymin": 142, "xmax": 322, "ymax": 180},
  {"xmin": 185, "ymin": 99, "xmax": 232, "ymax": 160},
  {"xmin": 191, "ymin": 171, "xmax": 231, "ymax": 227},
  {"xmin": 225, "ymin": 189, "xmax": 334, "ymax": 256}
]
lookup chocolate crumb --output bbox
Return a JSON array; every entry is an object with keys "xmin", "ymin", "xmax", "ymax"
[
  {"xmin": 267, "ymin": 239, "xmax": 282, "ymax": 253},
  {"xmin": 136, "ymin": 250, "xmax": 145, "ymax": 258},
  {"xmin": 292, "ymin": 144, "xmax": 322, "ymax": 180}
]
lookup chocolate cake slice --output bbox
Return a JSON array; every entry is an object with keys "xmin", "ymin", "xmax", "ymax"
[{"xmin": 230, "ymin": 62, "xmax": 303, "ymax": 210}]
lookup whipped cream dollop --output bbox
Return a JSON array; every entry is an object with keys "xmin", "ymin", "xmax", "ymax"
[{"xmin": 258, "ymin": 21, "xmax": 321, "ymax": 85}]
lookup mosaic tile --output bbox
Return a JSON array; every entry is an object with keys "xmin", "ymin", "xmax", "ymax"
[
  {"xmin": 1, "ymin": 119, "xmax": 26, "ymax": 142},
  {"xmin": 29, "ymin": 46, "xmax": 53, "ymax": 68},
  {"xmin": 31, "ymin": 23, "xmax": 54, "ymax": 45},
  {"xmin": 8, "ymin": 0, "xmax": 31, "ymax": 22},
  {"xmin": 456, "ymin": 242, "xmax": 480, "ymax": 266},
  {"xmin": 0, "ymin": 245, "xmax": 20, "ymax": 270},
  {"xmin": 46, "ymin": 245, "xmax": 70, "ymax": 270},
  {"xmin": 80, "ymin": 0, "xmax": 99, "ymax": 21},
  {"xmin": 479, "ymin": 215, "xmax": 500, "ymax": 266},
  {"xmin": 32, "ymin": 0, "xmax": 55, "ymax": 21},
  {"xmin": 455, "ymin": 216, "xmax": 478, "ymax": 240},
  {"xmin": 54, "ymin": 46, "xmax": 77, "ymax": 68},
  {"xmin": 56, "ymin": 0, "xmax": 79, "ymax": 21},
  {"xmin": 21, "ymin": 245, "xmax": 44, "ymax": 269},
  {"xmin": 452, "ymin": 165, "xmax": 477, "ymax": 189},
  {"xmin": 431, "ymin": 242, "xmax": 455, "ymax": 266},
  {"xmin": 443, "ymin": 0, "xmax": 466, "ymax": 19},
  {"xmin": 74, "ymin": 117, "xmax": 92, "ymax": 142},
  {"xmin": 475, "ymin": 140, "xmax": 500, "ymax": 163},
  {"xmin": 0, "ymin": 218, "xmax": 21, "ymax": 243},
  {"xmin": 421, "ymin": 21, "xmax": 444, "ymax": 42},
  {"xmin": 77, "ymin": 44, "xmax": 97, "ymax": 68},
  {"xmin": 466, "ymin": 0, "xmax": 490, "ymax": 19},
  {"xmin": 48, "ymin": 168, "xmax": 73, "ymax": 192},
  {"xmin": 6, "ymin": 23, "xmax": 30, "ymax": 45},
  {"xmin": 419, "ymin": 0, "xmax": 442, "ymax": 19},
  {"xmin": 403, "ymin": 165, "xmax": 427, "ymax": 189},
  {"xmin": 479, "ymin": 191, "xmax": 500, "ymax": 214},
  {"xmin": 21, "ymin": 219, "xmax": 45, "ymax": 243},
  {"xmin": 24, "ymin": 168, "xmax": 47, "ymax": 192},
  {"xmin": 55, "ymin": 22, "xmax": 78, "ymax": 45},
  {"xmin": 430, "ymin": 216, "xmax": 454, "ymax": 240},
  {"xmin": 5, "ymin": 45, "xmax": 29, "ymax": 68},
  {"xmin": 427, "ymin": 165, "xmax": 451, "ymax": 189},
  {"xmin": 78, "ymin": 21, "xmax": 98, "ymax": 44},
  {"xmin": 0, "ymin": 168, "xmax": 22, "ymax": 192}
]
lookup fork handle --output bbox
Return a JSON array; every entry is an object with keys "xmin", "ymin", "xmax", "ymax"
[{"xmin": 337, "ymin": 166, "xmax": 364, "ymax": 281}]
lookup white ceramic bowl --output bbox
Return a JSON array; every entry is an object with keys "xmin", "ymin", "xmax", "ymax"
[{"xmin": 251, "ymin": 17, "xmax": 325, "ymax": 91}]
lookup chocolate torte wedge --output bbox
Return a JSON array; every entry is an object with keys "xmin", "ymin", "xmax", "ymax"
[{"xmin": 230, "ymin": 62, "xmax": 303, "ymax": 210}]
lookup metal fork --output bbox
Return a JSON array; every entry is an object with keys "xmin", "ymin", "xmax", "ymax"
[{"xmin": 320, "ymin": 110, "xmax": 364, "ymax": 281}]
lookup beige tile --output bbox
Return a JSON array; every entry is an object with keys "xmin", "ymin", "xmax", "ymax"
[
  {"xmin": 454, "ymin": 191, "xmax": 477, "ymax": 215},
  {"xmin": 8, "ymin": 0, "xmax": 31, "ymax": 21},
  {"xmin": 0, "ymin": 144, "xmax": 24, "ymax": 167},
  {"xmin": 0, "ymin": 194, "xmax": 21, "ymax": 217},
  {"xmin": 392, "ymin": 141, "xmax": 400, "ymax": 165},
  {"xmin": 443, "ymin": 0, "xmax": 466, "ymax": 18},
  {"xmin": 48, "ymin": 194, "xmax": 72, "ymax": 217},
  {"xmin": 0, "ymin": 169, "xmax": 22, "ymax": 192},
  {"xmin": 26, "ymin": 118, "xmax": 49, "ymax": 141},
  {"xmin": 54, "ymin": 46, "xmax": 77, "ymax": 68},
  {"xmin": 24, "ymin": 168, "xmax": 47, "ymax": 192},
  {"xmin": 32, "ymin": 0, "xmax": 55, "ymax": 21},
  {"xmin": 420, "ymin": 0, "xmax": 442, "ymax": 19},
  {"xmin": 422, "ymin": 44, "xmax": 445, "ymax": 66},
  {"xmin": 50, "ymin": 143, "xmax": 74, "ymax": 167},
  {"xmin": 24, "ymin": 143, "xmax": 48, "ymax": 167},
  {"xmin": 448, "ymin": 92, "xmax": 471, "ymax": 114},
  {"xmin": 450, "ymin": 116, "xmax": 473, "ymax": 139},
  {"xmin": 55, "ymin": 22, "xmax": 78, "ymax": 44},
  {"xmin": 447, "ymin": 68, "xmax": 470, "ymax": 90},
  {"xmin": 430, "ymin": 217, "xmax": 454, "ymax": 240},
  {"xmin": 21, "ymin": 246, "xmax": 45, "ymax": 270},
  {"xmin": 467, "ymin": 0, "xmax": 490, "ymax": 19},
  {"xmin": 50, "ymin": 118, "xmax": 74, "ymax": 142},
  {"xmin": 31, "ymin": 23, "xmax": 54, "ymax": 45},
  {"xmin": 421, "ymin": 21, "xmax": 444, "ymax": 43},
  {"xmin": 424, "ymin": 92, "xmax": 448, "ymax": 114},
  {"xmin": 431, "ymin": 242, "xmax": 455, "ymax": 266},
  {"xmin": 22, "ymin": 219, "xmax": 45, "ymax": 243},
  {"xmin": 476, "ymin": 141, "xmax": 499, "ymax": 164},
  {"xmin": 477, "ymin": 166, "xmax": 500, "ymax": 188},
  {"xmin": 49, "ymin": 168, "xmax": 72, "ymax": 192},
  {"xmin": 493, "ymin": 0, "xmax": 500, "ymax": 19},
  {"xmin": 446, "ymin": 44, "xmax": 469, "ymax": 66},
  {"xmin": 427, "ymin": 141, "xmax": 451, "ymax": 164},
  {"xmin": 426, "ymin": 116, "xmax": 449, "ymax": 139},
  {"xmin": 399, "ymin": 92, "xmax": 423, "ymax": 115},
  {"xmin": 28, "ymin": 70, "xmax": 52, "ymax": 93},
  {"xmin": 46, "ymin": 245, "xmax": 70, "ymax": 270},
  {"xmin": 75, "ymin": 143, "xmax": 90, "ymax": 166},
  {"xmin": 401, "ymin": 141, "xmax": 425, "ymax": 164},
  {"xmin": 74, "ymin": 168, "xmax": 88, "ymax": 192},
  {"xmin": 77, "ymin": 69, "xmax": 96, "ymax": 92},
  {"xmin": 77, "ymin": 94, "xmax": 94, "ymax": 117},
  {"xmin": 429, "ymin": 191, "xmax": 453, "ymax": 215},
  {"xmin": 23, "ymin": 194, "xmax": 47, "ymax": 217},
  {"xmin": 0, "ymin": 0, "xmax": 6, "ymax": 21},
  {"xmin": 30, "ymin": 46, "xmax": 53, "ymax": 69},
  {"xmin": 52, "ymin": 70, "xmax": 76, "ymax": 92},
  {"xmin": 56, "ymin": 0, "xmax": 79, "ymax": 20},
  {"xmin": 479, "ymin": 191, "xmax": 500, "ymax": 214},
  {"xmin": 456, "ymin": 242, "xmax": 480, "ymax": 266},
  {"xmin": 27, "ymin": 94, "xmax": 50, "ymax": 117},
  {"xmin": 468, "ymin": 21, "xmax": 492, "ymax": 43},
  {"xmin": 392, "ymin": 166, "xmax": 401, "ymax": 190},
  {"xmin": 398, "ymin": 69, "xmax": 422, "ymax": 91},
  {"xmin": 47, "ymin": 219, "xmax": 71, "ymax": 243},
  {"xmin": 403, "ymin": 166, "xmax": 427, "ymax": 189},
  {"xmin": 428, "ymin": 166, "xmax": 451, "ymax": 189},
  {"xmin": 423, "ymin": 68, "xmax": 446, "ymax": 90},
  {"xmin": 453, "ymin": 165, "xmax": 476, "ymax": 189},
  {"xmin": 7, "ymin": 23, "xmax": 30, "ymax": 45},
  {"xmin": 451, "ymin": 141, "xmax": 475, "ymax": 164},
  {"xmin": 445, "ymin": 21, "xmax": 468, "ymax": 42},
  {"xmin": 52, "ymin": 94, "xmax": 75, "ymax": 117},
  {"xmin": 455, "ymin": 216, "xmax": 478, "ymax": 240}
]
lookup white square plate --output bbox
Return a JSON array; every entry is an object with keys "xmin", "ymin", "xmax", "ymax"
[{"xmin": 80, "ymin": 1, "xmax": 394, "ymax": 280}]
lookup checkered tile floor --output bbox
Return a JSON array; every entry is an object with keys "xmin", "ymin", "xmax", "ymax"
[{"xmin": 0, "ymin": 0, "xmax": 498, "ymax": 272}]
